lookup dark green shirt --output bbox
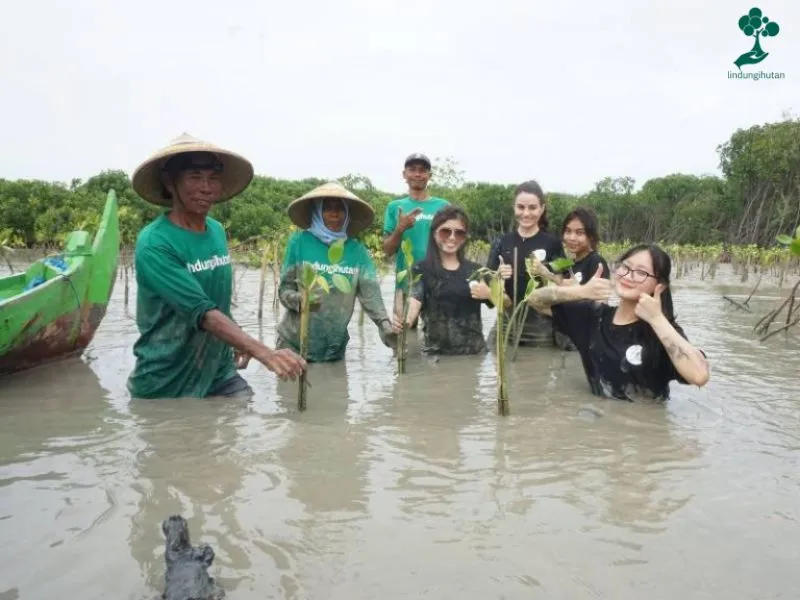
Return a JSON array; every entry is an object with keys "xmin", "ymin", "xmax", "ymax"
[
  {"xmin": 127, "ymin": 214, "xmax": 236, "ymax": 399},
  {"xmin": 276, "ymin": 231, "xmax": 393, "ymax": 362}
]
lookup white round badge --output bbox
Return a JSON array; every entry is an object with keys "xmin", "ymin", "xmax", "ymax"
[
  {"xmin": 625, "ymin": 345, "xmax": 643, "ymax": 366},
  {"xmin": 574, "ymin": 272, "xmax": 584, "ymax": 283},
  {"xmin": 533, "ymin": 249, "xmax": 547, "ymax": 261}
]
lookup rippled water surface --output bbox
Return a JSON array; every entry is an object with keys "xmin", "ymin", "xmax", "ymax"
[{"xmin": 1, "ymin": 263, "xmax": 799, "ymax": 599}]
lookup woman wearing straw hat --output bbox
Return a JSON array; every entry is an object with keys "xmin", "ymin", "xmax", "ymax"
[
  {"xmin": 127, "ymin": 133, "xmax": 306, "ymax": 399},
  {"xmin": 276, "ymin": 181, "xmax": 397, "ymax": 362}
]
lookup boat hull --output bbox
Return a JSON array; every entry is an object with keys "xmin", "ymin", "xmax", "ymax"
[
  {"xmin": 0, "ymin": 303, "xmax": 111, "ymax": 375},
  {"xmin": 0, "ymin": 190, "xmax": 120, "ymax": 376}
]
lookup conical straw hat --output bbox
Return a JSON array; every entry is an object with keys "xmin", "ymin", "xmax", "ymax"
[
  {"xmin": 132, "ymin": 132, "xmax": 254, "ymax": 206},
  {"xmin": 287, "ymin": 181, "xmax": 375, "ymax": 236}
]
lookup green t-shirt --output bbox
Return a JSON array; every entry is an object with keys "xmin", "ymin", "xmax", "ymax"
[
  {"xmin": 275, "ymin": 230, "xmax": 392, "ymax": 362},
  {"xmin": 127, "ymin": 214, "xmax": 237, "ymax": 399},
  {"xmin": 382, "ymin": 195, "xmax": 449, "ymax": 288}
]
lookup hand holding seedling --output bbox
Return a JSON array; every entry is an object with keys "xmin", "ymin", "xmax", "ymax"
[
  {"xmin": 391, "ymin": 313, "xmax": 406, "ymax": 334},
  {"xmin": 635, "ymin": 284, "xmax": 666, "ymax": 324},
  {"xmin": 255, "ymin": 348, "xmax": 307, "ymax": 381},
  {"xmin": 497, "ymin": 256, "xmax": 513, "ymax": 280},
  {"xmin": 527, "ymin": 255, "xmax": 550, "ymax": 279},
  {"xmin": 397, "ymin": 208, "xmax": 422, "ymax": 232},
  {"xmin": 470, "ymin": 280, "xmax": 492, "ymax": 300}
]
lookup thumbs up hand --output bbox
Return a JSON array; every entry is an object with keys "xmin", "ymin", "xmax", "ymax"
[
  {"xmin": 497, "ymin": 255, "xmax": 513, "ymax": 280},
  {"xmin": 635, "ymin": 283, "xmax": 666, "ymax": 324},
  {"xmin": 581, "ymin": 264, "xmax": 612, "ymax": 303}
]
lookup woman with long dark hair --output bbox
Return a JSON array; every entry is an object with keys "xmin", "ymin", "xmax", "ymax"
[
  {"xmin": 528, "ymin": 206, "xmax": 612, "ymax": 351},
  {"xmin": 526, "ymin": 243, "xmax": 709, "ymax": 401},
  {"xmin": 533, "ymin": 207, "xmax": 610, "ymax": 286},
  {"xmin": 486, "ymin": 180, "xmax": 565, "ymax": 347},
  {"xmin": 392, "ymin": 205, "xmax": 509, "ymax": 355}
]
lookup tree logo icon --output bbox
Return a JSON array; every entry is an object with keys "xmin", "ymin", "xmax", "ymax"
[{"xmin": 734, "ymin": 7, "xmax": 780, "ymax": 70}]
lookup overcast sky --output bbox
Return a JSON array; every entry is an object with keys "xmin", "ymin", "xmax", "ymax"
[{"xmin": 1, "ymin": 0, "xmax": 798, "ymax": 196}]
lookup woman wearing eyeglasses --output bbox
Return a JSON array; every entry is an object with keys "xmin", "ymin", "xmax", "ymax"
[
  {"xmin": 391, "ymin": 205, "xmax": 507, "ymax": 355},
  {"xmin": 486, "ymin": 180, "xmax": 566, "ymax": 348},
  {"xmin": 525, "ymin": 243, "xmax": 709, "ymax": 402}
]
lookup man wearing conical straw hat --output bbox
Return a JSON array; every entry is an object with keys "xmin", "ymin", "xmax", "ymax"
[
  {"xmin": 126, "ymin": 133, "xmax": 306, "ymax": 399},
  {"xmin": 276, "ymin": 181, "xmax": 397, "ymax": 362}
]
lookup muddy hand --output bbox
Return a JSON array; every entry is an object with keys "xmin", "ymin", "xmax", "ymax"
[
  {"xmin": 528, "ymin": 255, "xmax": 549, "ymax": 278},
  {"xmin": 470, "ymin": 280, "xmax": 491, "ymax": 300},
  {"xmin": 257, "ymin": 348, "xmax": 307, "ymax": 381},
  {"xmin": 391, "ymin": 314, "xmax": 406, "ymax": 334}
]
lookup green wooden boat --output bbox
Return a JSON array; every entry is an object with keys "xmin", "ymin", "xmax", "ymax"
[{"xmin": 0, "ymin": 189, "xmax": 120, "ymax": 376}]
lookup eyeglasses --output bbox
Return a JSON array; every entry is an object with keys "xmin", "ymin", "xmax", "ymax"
[
  {"xmin": 437, "ymin": 227, "xmax": 467, "ymax": 241},
  {"xmin": 616, "ymin": 264, "xmax": 656, "ymax": 284}
]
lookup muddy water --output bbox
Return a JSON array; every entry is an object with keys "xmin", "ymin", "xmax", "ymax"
[{"xmin": 1, "ymin": 262, "xmax": 799, "ymax": 600}]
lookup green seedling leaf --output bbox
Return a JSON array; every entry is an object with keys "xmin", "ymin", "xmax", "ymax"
[
  {"xmin": 397, "ymin": 269, "xmax": 408, "ymax": 284},
  {"xmin": 301, "ymin": 263, "xmax": 316, "ymax": 288},
  {"xmin": 776, "ymin": 234, "xmax": 793, "ymax": 245},
  {"xmin": 332, "ymin": 273, "xmax": 353, "ymax": 293},
  {"xmin": 795, "ymin": 225, "xmax": 800, "ymax": 240},
  {"xmin": 316, "ymin": 275, "xmax": 330, "ymax": 293},
  {"xmin": 549, "ymin": 257, "xmax": 575, "ymax": 273},
  {"xmin": 525, "ymin": 278, "xmax": 538, "ymax": 297},
  {"xmin": 413, "ymin": 273, "xmax": 422, "ymax": 283},
  {"xmin": 401, "ymin": 238, "xmax": 413, "ymax": 255},
  {"xmin": 791, "ymin": 239, "xmax": 800, "ymax": 257},
  {"xmin": 328, "ymin": 239, "xmax": 345, "ymax": 264}
]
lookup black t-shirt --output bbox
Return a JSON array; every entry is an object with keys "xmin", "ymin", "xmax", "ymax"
[
  {"xmin": 551, "ymin": 301, "xmax": 694, "ymax": 401},
  {"xmin": 411, "ymin": 259, "xmax": 492, "ymax": 355},
  {"xmin": 487, "ymin": 230, "xmax": 565, "ymax": 305},
  {"xmin": 563, "ymin": 250, "xmax": 610, "ymax": 284}
]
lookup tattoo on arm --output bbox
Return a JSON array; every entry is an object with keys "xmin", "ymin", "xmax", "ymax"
[{"xmin": 663, "ymin": 339, "xmax": 689, "ymax": 361}]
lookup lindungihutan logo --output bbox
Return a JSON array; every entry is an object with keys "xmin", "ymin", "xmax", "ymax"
[{"xmin": 728, "ymin": 7, "xmax": 785, "ymax": 80}]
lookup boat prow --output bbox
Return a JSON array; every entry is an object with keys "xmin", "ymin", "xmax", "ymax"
[{"xmin": 0, "ymin": 189, "xmax": 121, "ymax": 376}]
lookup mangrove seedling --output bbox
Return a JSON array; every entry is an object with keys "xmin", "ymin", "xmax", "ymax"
[
  {"xmin": 755, "ymin": 227, "xmax": 800, "ymax": 341},
  {"xmin": 395, "ymin": 238, "xmax": 420, "ymax": 374},
  {"xmin": 296, "ymin": 238, "xmax": 352, "ymax": 410},
  {"xmin": 469, "ymin": 258, "xmax": 545, "ymax": 416},
  {"xmin": 507, "ymin": 254, "xmax": 575, "ymax": 361}
]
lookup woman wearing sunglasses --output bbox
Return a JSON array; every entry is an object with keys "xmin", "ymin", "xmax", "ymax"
[
  {"xmin": 525, "ymin": 243, "xmax": 709, "ymax": 402},
  {"xmin": 392, "ymin": 205, "xmax": 507, "ymax": 355},
  {"xmin": 486, "ymin": 180, "xmax": 566, "ymax": 348}
]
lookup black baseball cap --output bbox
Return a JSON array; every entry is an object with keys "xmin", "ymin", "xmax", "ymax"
[{"xmin": 404, "ymin": 153, "xmax": 431, "ymax": 169}]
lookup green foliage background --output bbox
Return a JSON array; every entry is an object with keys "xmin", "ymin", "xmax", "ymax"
[{"xmin": 2, "ymin": 117, "xmax": 799, "ymax": 255}]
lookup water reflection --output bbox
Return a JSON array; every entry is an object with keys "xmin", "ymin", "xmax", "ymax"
[
  {"xmin": 380, "ymin": 352, "xmax": 485, "ymax": 522},
  {"xmin": 126, "ymin": 398, "xmax": 249, "ymax": 596},
  {"xmin": 1, "ymin": 265, "xmax": 799, "ymax": 599},
  {"xmin": 0, "ymin": 358, "xmax": 126, "ymax": 599}
]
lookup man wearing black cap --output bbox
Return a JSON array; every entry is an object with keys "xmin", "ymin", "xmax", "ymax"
[{"xmin": 382, "ymin": 153, "xmax": 450, "ymax": 324}]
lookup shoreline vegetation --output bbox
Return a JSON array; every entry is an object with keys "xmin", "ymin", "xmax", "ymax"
[{"xmin": 2, "ymin": 116, "xmax": 799, "ymax": 283}]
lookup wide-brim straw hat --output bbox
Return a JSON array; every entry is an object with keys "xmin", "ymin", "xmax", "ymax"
[
  {"xmin": 132, "ymin": 132, "xmax": 255, "ymax": 206},
  {"xmin": 287, "ymin": 181, "xmax": 375, "ymax": 237}
]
